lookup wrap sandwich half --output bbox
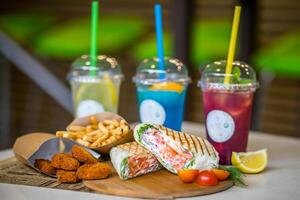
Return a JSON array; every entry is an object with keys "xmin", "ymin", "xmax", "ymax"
[
  {"xmin": 110, "ymin": 141, "xmax": 162, "ymax": 180},
  {"xmin": 134, "ymin": 123, "xmax": 219, "ymax": 174}
]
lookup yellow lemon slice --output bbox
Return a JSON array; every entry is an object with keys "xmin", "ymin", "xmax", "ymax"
[
  {"xmin": 149, "ymin": 82, "xmax": 184, "ymax": 93},
  {"xmin": 75, "ymin": 82, "xmax": 104, "ymax": 107},
  {"xmin": 74, "ymin": 74, "xmax": 118, "ymax": 112},
  {"xmin": 103, "ymin": 73, "xmax": 118, "ymax": 108},
  {"xmin": 231, "ymin": 149, "xmax": 268, "ymax": 174}
]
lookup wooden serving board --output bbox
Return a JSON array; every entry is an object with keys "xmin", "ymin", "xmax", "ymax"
[{"xmin": 84, "ymin": 163, "xmax": 233, "ymax": 199}]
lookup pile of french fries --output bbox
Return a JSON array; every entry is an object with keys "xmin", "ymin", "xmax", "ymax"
[{"xmin": 56, "ymin": 116, "xmax": 130, "ymax": 148}]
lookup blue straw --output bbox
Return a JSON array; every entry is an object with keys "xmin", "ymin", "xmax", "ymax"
[{"xmin": 154, "ymin": 4, "xmax": 165, "ymax": 73}]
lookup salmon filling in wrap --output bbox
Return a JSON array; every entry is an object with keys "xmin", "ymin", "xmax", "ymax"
[
  {"xmin": 110, "ymin": 142, "xmax": 162, "ymax": 180},
  {"xmin": 134, "ymin": 124, "xmax": 219, "ymax": 174},
  {"xmin": 141, "ymin": 128, "xmax": 193, "ymax": 172}
]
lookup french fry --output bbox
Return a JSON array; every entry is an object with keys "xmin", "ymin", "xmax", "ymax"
[
  {"xmin": 90, "ymin": 116, "xmax": 98, "ymax": 125},
  {"xmin": 91, "ymin": 132, "xmax": 109, "ymax": 148},
  {"xmin": 105, "ymin": 138, "xmax": 112, "ymax": 144},
  {"xmin": 74, "ymin": 131, "xmax": 87, "ymax": 138},
  {"xmin": 56, "ymin": 118, "xmax": 131, "ymax": 148},
  {"xmin": 112, "ymin": 127, "xmax": 122, "ymax": 136},
  {"xmin": 86, "ymin": 125, "xmax": 94, "ymax": 133},
  {"xmin": 68, "ymin": 125, "xmax": 86, "ymax": 132},
  {"xmin": 76, "ymin": 139, "xmax": 91, "ymax": 147},
  {"xmin": 106, "ymin": 124, "xmax": 115, "ymax": 130},
  {"xmin": 86, "ymin": 130, "xmax": 101, "ymax": 137},
  {"xmin": 121, "ymin": 125, "xmax": 129, "ymax": 135},
  {"xmin": 109, "ymin": 135, "xmax": 117, "ymax": 143},
  {"xmin": 82, "ymin": 135, "xmax": 97, "ymax": 143},
  {"xmin": 120, "ymin": 130, "xmax": 128, "ymax": 137},
  {"xmin": 98, "ymin": 123, "xmax": 109, "ymax": 135},
  {"xmin": 116, "ymin": 135, "xmax": 122, "ymax": 140},
  {"xmin": 100, "ymin": 141, "xmax": 107, "ymax": 146},
  {"xmin": 63, "ymin": 132, "xmax": 78, "ymax": 139},
  {"xmin": 56, "ymin": 131, "xmax": 67, "ymax": 137},
  {"xmin": 112, "ymin": 120, "xmax": 120, "ymax": 127},
  {"xmin": 103, "ymin": 120, "xmax": 111, "ymax": 126}
]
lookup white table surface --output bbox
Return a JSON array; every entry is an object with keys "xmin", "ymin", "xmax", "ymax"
[{"xmin": 1, "ymin": 122, "xmax": 300, "ymax": 200}]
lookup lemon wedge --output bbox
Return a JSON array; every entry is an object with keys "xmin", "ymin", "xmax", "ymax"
[
  {"xmin": 149, "ymin": 82, "xmax": 184, "ymax": 93},
  {"xmin": 74, "ymin": 74, "xmax": 118, "ymax": 113},
  {"xmin": 231, "ymin": 149, "xmax": 268, "ymax": 174},
  {"xmin": 103, "ymin": 73, "xmax": 118, "ymax": 108}
]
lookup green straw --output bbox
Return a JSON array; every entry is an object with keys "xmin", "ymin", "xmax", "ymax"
[{"xmin": 89, "ymin": 1, "xmax": 99, "ymax": 77}]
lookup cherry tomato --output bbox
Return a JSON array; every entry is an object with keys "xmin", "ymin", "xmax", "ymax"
[
  {"xmin": 178, "ymin": 169, "xmax": 199, "ymax": 183},
  {"xmin": 196, "ymin": 170, "xmax": 219, "ymax": 186},
  {"xmin": 212, "ymin": 169, "xmax": 230, "ymax": 181}
]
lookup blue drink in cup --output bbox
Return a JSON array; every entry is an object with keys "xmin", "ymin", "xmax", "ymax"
[{"xmin": 133, "ymin": 57, "xmax": 190, "ymax": 131}]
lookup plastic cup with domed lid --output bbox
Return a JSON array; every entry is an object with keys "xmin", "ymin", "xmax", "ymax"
[
  {"xmin": 68, "ymin": 55, "xmax": 123, "ymax": 118},
  {"xmin": 198, "ymin": 60, "xmax": 259, "ymax": 165},
  {"xmin": 133, "ymin": 57, "xmax": 191, "ymax": 131}
]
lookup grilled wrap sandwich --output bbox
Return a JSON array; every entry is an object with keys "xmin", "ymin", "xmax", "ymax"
[
  {"xmin": 110, "ymin": 142, "xmax": 162, "ymax": 180},
  {"xmin": 134, "ymin": 124, "xmax": 219, "ymax": 174}
]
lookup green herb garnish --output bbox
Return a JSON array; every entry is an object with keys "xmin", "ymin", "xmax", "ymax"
[
  {"xmin": 219, "ymin": 165, "xmax": 247, "ymax": 187},
  {"xmin": 229, "ymin": 66, "xmax": 252, "ymax": 84},
  {"xmin": 136, "ymin": 124, "xmax": 156, "ymax": 140},
  {"xmin": 120, "ymin": 158, "xmax": 128, "ymax": 179},
  {"xmin": 185, "ymin": 155, "xmax": 196, "ymax": 168},
  {"xmin": 232, "ymin": 66, "xmax": 241, "ymax": 80}
]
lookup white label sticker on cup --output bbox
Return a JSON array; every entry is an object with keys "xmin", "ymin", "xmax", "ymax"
[
  {"xmin": 206, "ymin": 110, "xmax": 235, "ymax": 143},
  {"xmin": 139, "ymin": 99, "xmax": 166, "ymax": 125},
  {"xmin": 76, "ymin": 99, "xmax": 105, "ymax": 118}
]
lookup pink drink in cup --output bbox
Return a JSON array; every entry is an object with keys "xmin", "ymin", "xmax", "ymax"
[{"xmin": 199, "ymin": 60, "xmax": 259, "ymax": 165}]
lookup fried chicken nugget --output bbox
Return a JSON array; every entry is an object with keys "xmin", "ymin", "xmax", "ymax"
[
  {"xmin": 56, "ymin": 170, "xmax": 79, "ymax": 183},
  {"xmin": 34, "ymin": 159, "xmax": 56, "ymax": 175},
  {"xmin": 51, "ymin": 153, "xmax": 80, "ymax": 170},
  {"xmin": 71, "ymin": 145, "xmax": 98, "ymax": 163},
  {"xmin": 76, "ymin": 163, "xmax": 111, "ymax": 180}
]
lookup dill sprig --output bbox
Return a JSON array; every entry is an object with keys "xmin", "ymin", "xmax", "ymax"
[{"xmin": 219, "ymin": 165, "xmax": 247, "ymax": 187}]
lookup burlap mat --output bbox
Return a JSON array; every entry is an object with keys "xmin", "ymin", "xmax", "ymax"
[{"xmin": 0, "ymin": 157, "xmax": 92, "ymax": 192}]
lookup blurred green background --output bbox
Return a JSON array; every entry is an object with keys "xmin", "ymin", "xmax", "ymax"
[{"xmin": 1, "ymin": 0, "xmax": 300, "ymax": 149}]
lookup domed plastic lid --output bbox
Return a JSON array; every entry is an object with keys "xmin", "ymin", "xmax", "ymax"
[
  {"xmin": 132, "ymin": 57, "xmax": 191, "ymax": 85},
  {"xmin": 68, "ymin": 55, "xmax": 124, "ymax": 81},
  {"xmin": 198, "ymin": 60, "xmax": 259, "ymax": 91}
]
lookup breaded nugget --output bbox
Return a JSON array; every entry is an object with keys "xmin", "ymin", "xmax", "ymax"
[
  {"xmin": 76, "ymin": 162, "xmax": 110, "ymax": 180},
  {"xmin": 56, "ymin": 170, "xmax": 79, "ymax": 183},
  {"xmin": 34, "ymin": 159, "xmax": 56, "ymax": 175},
  {"xmin": 71, "ymin": 145, "xmax": 98, "ymax": 163},
  {"xmin": 51, "ymin": 153, "xmax": 80, "ymax": 170}
]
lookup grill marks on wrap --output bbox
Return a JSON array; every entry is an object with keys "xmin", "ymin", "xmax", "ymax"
[
  {"xmin": 188, "ymin": 135, "xmax": 197, "ymax": 153},
  {"xmin": 191, "ymin": 135, "xmax": 203, "ymax": 155},
  {"xmin": 199, "ymin": 137, "xmax": 211, "ymax": 157},
  {"xmin": 204, "ymin": 139, "xmax": 217, "ymax": 158},
  {"xmin": 183, "ymin": 132, "xmax": 191, "ymax": 150},
  {"xmin": 174, "ymin": 130, "xmax": 183, "ymax": 146},
  {"xmin": 212, "ymin": 145, "xmax": 217, "ymax": 158},
  {"xmin": 112, "ymin": 141, "xmax": 163, "ymax": 179},
  {"xmin": 161, "ymin": 126, "xmax": 174, "ymax": 140},
  {"xmin": 170, "ymin": 129, "xmax": 176, "ymax": 140},
  {"xmin": 117, "ymin": 142, "xmax": 152, "ymax": 158},
  {"xmin": 155, "ymin": 126, "xmax": 218, "ymax": 158},
  {"xmin": 173, "ymin": 130, "xmax": 180, "ymax": 145}
]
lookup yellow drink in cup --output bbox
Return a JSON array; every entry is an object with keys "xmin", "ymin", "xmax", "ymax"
[{"xmin": 68, "ymin": 55, "xmax": 123, "ymax": 118}]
